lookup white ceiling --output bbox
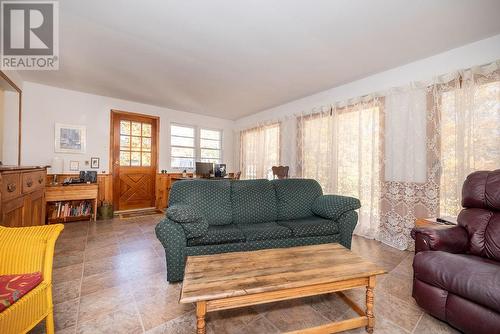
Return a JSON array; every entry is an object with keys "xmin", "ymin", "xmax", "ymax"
[{"xmin": 20, "ymin": 0, "xmax": 500, "ymax": 120}]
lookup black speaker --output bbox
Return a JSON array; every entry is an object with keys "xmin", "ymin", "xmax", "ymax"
[{"xmin": 85, "ymin": 171, "xmax": 97, "ymax": 183}]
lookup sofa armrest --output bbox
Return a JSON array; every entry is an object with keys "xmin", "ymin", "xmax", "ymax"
[
  {"xmin": 312, "ymin": 194, "xmax": 361, "ymax": 221},
  {"xmin": 166, "ymin": 204, "xmax": 208, "ymax": 238},
  {"xmin": 155, "ymin": 218, "xmax": 187, "ymax": 282},
  {"xmin": 337, "ymin": 211, "xmax": 358, "ymax": 249},
  {"xmin": 411, "ymin": 226, "xmax": 468, "ymax": 254}
]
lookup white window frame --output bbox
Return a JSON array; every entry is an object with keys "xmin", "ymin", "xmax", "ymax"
[
  {"xmin": 170, "ymin": 123, "xmax": 196, "ymax": 169},
  {"xmin": 170, "ymin": 123, "xmax": 223, "ymax": 170},
  {"xmin": 199, "ymin": 126, "xmax": 223, "ymax": 165}
]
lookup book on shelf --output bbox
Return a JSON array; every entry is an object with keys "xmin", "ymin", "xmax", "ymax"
[{"xmin": 50, "ymin": 200, "xmax": 93, "ymax": 219}]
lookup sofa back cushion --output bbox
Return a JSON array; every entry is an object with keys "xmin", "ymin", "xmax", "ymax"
[
  {"xmin": 272, "ymin": 179, "xmax": 323, "ymax": 221},
  {"xmin": 231, "ymin": 179, "xmax": 277, "ymax": 224},
  {"xmin": 458, "ymin": 170, "xmax": 500, "ymax": 261},
  {"xmin": 168, "ymin": 180, "xmax": 232, "ymax": 225}
]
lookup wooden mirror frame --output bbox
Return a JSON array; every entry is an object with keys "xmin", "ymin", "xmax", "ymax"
[{"xmin": 0, "ymin": 71, "xmax": 22, "ymax": 165}]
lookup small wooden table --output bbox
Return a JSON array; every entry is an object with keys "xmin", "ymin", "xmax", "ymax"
[
  {"xmin": 180, "ymin": 244, "xmax": 386, "ymax": 334},
  {"xmin": 45, "ymin": 183, "xmax": 99, "ymax": 222},
  {"xmin": 415, "ymin": 217, "xmax": 457, "ymax": 229}
]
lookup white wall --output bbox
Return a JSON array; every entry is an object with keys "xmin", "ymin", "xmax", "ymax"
[
  {"xmin": 2, "ymin": 91, "xmax": 20, "ymax": 165},
  {"xmin": 235, "ymin": 34, "xmax": 500, "ymax": 128},
  {"xmin": 21, "ymin": 82, "xmax": 235, "ymax": 173}
]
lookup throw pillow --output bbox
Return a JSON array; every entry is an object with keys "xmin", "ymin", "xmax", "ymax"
[{"xmin": 0, "ymin": 272, "xmax": 43, "ymax": 312}]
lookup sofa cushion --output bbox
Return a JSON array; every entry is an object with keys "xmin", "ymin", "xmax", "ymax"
[
  {"xmin": 278, "ymin": 216, "xmax": 339, "ymax": 237},
  {"xmin": 231, "ymin": 179, "xmax": 277, "ymax": 224},
  {"xmin": 187, "ymin": 225, "xmax": 245, "ymax": 246},
  {"xmin": 237, "ymin": 222, "xmax": 292, "ymax": 241},
  {"xmin": 413, "ymin": 251, "xmax": 500, "ymax": 313},
  {"xmin": 312, "ymin": 195, "xmax": 361, "ymax": 221},
  {"xmin": 0, "ymin": 272, "xmax": 43, "ymax": 312},
  {"xmin": 272, "ymin": 179, "xmax": 323, "ymax": 221},
  {"xmin": 169, "ymin": 180, "xmax": 232, "ymax": 225}
]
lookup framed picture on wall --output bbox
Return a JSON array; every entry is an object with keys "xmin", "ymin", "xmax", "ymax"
[
  {"xmin": 69, "ymin": 160, "xmax": 80, "ymax": 171},
  {"xmin": 90, "ymin": 157, "xmax": 100, "ymax": 169},
  {"xmin": 55, "ymin": 123, "xmax": 86, "ymax": 153}
]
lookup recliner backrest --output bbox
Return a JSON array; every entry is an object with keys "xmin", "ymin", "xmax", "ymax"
[{"xmin": 458, "ymin": 169, "xmax": 500, "ymax": 261}]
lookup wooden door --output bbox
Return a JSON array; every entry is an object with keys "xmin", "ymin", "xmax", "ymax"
[{"xmin": 111, "ymin": 111, "xmax": 158, "ymax": 211}]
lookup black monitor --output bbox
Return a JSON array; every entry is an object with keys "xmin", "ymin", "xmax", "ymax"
[{"xmin": 195, "ymin": 162, "xmax": 213, "ymax": 178}]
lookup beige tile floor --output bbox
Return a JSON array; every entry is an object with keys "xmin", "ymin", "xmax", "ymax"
[{"xmin": 29, "ymin": 215, "xmax": 460, "ymax": 334}]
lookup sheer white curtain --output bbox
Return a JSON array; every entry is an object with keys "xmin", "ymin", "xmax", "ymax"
[
  {"xmin": 297, "ymin": 98, "xmax": 383, "ymax": 239},
  {"xmin": 240, "ymin": 123, "xmax": 280, "ymax": 179},
  {"xmin": 236, "ymin": 60, "xmax": 499, "ymax": 250},
  {"xmin": 439, "ymin": 63, "xmax": 500, "ymax": 216}
]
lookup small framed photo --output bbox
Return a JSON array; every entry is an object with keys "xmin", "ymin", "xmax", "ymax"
[
  {"xmin": 55, "ymin": 123, "xmax": 86, "ymax": 154},
  {"xmin": 69, "ymin": 160, "xmax": 79, "ymax": 171},
  {"xmin": 90, "ymin": 157, "xmax": 100, "ymax": 169}
]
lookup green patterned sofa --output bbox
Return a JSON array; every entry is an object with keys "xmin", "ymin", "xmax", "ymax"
[{"xmin": 155, "ymin": 178, "xmax": 360, "ymax": 282}]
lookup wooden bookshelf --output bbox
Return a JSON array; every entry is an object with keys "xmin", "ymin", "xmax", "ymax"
[{"xmin": 45, "ymin": 183, "xmax": 98, "ymax": 223}]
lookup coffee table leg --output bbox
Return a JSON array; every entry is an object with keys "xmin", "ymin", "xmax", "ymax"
[
  {"xmin": 366, "ymin": 276, "xmax": 375, "ymax": 333},
  {"xmin": 196, "ymin": 301, "xmax": 207, "ymax": 334}
]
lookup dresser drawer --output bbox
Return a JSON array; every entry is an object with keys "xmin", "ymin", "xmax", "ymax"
[
  {"xmin": 22, "ymin": 171, "xmax": 45, "ymax": 194},
  {"xmin": 2, "ymin": 173, "xmax": 21, "ymax": 201}
]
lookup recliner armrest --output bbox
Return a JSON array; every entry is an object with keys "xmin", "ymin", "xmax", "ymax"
[{"xmin": 411, "ymin": 226, "xmax": 468, "ymax": 254}]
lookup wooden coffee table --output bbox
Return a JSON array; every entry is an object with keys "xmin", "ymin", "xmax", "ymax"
[{"xmin": 180, "ymin": 243, "xmax": 386, "ymax": 333}]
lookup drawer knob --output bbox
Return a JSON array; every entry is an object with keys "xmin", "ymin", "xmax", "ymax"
[
  {"xmin": 38, "ymin": 177, "xmax": 44, "ymax": 184},
  {"xmin": 7, "ymin": 183, "xmax": 16, "ymax": 192},
  {"xmin": 26, "ymin": 179, "xmax": 34, "ymax": 187}
]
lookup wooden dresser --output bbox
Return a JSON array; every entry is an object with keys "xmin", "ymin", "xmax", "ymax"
[{"xmin": 0, "ymin": 166, "xmax": 47, "ymax": 227}]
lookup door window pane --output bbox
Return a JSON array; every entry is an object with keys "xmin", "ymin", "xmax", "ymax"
[
  {"xmin": 120, "ymin": 151, "xmax": 130, "ymax": 166},
  {"xmin": 131, "ymin": 136, "xmax": 141, "ymax": 151},
  {"xmin": 142, "ymin": 137, "xmax": 151, "ymax": 152},
  {"xmin": 142, "ymin": 123, "xmax": 152, "ymax": 137},
  {"xmin": 120, "ymin": 121, "xmax": 130, "ymax": 135},
  {"xmin": 131, "ymin": 122, "xmax": 142, "ymax": 136},
  {"xmin": 119, "ymin": 119, "xmax": 155, "ymax": 167},
  {"xmin": 142, "ymin": 152, "xmax": 151, "ymax": 166},
  {"xmin": 120, "ymin": 135, "xmax": 130, "ymax": 150},
  {"xmin": 131, "ymin": 152, "xmax": 141, "ymax": 166}
]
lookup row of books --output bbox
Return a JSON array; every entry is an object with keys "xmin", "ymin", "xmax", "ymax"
[{"xmin": 50, "ymin": 201, "xmax": 92, "ymax": 218}]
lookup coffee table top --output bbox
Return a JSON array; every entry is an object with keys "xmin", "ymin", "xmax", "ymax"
[{"xmin": 180, "ymin": 243, "xmax": 386, "ymax": 303}]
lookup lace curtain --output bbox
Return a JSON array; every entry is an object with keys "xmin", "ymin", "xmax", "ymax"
[{"xmin": 239, "ymin": 123, "xmax": 280, "ymax": 179}]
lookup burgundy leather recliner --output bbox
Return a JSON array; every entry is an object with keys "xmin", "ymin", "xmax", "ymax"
[{"xmin": 411, "ymin": 169, "xmax": 500, "ymax": 334}]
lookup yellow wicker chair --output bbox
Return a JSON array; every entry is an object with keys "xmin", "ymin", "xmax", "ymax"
[{"xmin": 0, "ymin": 224, "xmax": 64, "ymax": 334}]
